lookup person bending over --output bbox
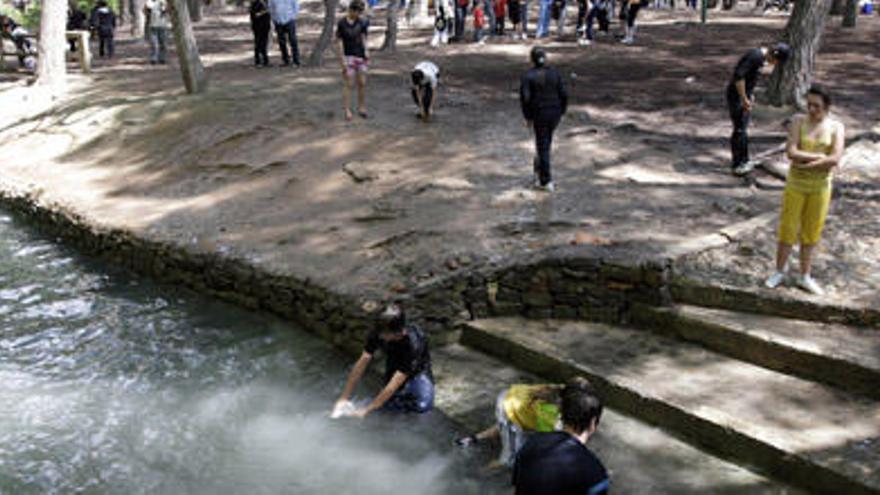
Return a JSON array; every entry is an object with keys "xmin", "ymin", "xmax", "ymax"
[
  {"xmin": 331, "ymin": 304, "xmax": 434, "ymax": 418},
  {"xmin": 520, "ymin": 47, "xmax": 568, "ymax": 192},
  {"xmin": 726, "ymin": 42, "xmax": 790, "ymax": 176},
  {"xmin": 337, "ymin": 0, "xmax": 370, "ymax": 121},
  {"xmin": 412, "ymin": 61, "xmax": 440, "ymax": 121},
  {"xmin": 456, "ymin": 380, "xmax": 589, "ymax": 468},
  {"xmin": 765, "ymin": 85, "xmax": 844, "ymax": 296},
  {"xmin": 513, "ymin": 378, "xmax": 609, "ymax": 495}
]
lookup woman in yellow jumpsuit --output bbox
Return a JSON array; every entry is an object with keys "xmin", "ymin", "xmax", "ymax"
[{"xmin": 765, "ymin": 85, "xmax": 845, "ymax": 295}]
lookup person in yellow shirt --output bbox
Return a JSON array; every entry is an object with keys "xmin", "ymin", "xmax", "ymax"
[
  {"xmin": 455, "ymin": 377, "xmax": 593, "ymax": 467},
  {"xmin": 765, "ymin": 85, "xmax": 845, "ymax": 295}
]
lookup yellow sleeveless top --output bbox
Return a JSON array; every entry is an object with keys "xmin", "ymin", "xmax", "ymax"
[{"xmin": 787, "ymin": 120, "xmax": 834, "ymax": 193}]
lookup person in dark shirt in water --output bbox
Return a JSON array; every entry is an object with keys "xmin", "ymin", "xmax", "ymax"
[
  {"xmin": 727, "ymin": 42, "xmax": 790, "ymax": 176},
  {"xmin": 513, "ymin": 377, "xmax": 609, "ymax": 495},
  {"xmin": 331, "ymin": 304, "xmax": 434, "ymax": 418}
]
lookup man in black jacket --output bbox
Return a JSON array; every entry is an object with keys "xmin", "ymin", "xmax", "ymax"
[
  {"xmin": 249, "ymin": 0, "xmax": 272, "ymax": 66},
  {"xmin": 520, "ymin": 47, "xmax": 568, "ymax": 192}
]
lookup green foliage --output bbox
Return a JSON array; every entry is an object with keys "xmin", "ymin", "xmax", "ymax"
[{"xmin": 1, "ymin": 0, "xmax": 122, "ymax": 30}]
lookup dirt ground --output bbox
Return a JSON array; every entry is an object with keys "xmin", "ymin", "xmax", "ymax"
[{"xmin": 1, "ymin": 3, "xmax": 878, "ymax": 305}]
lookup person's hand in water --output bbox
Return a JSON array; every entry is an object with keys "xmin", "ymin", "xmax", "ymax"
[{"xmin": 330, "ymin": 399, "xmax": 355, "ymax": 419}]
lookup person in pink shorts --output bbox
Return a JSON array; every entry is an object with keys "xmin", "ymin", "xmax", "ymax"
[{"xmin": 337, "ymin": 0, "xmax": 370, "ymax": 120}]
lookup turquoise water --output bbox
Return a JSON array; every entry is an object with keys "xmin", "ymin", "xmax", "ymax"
[{"xmin": 0, "ymin": 211, "xmax": 504, "ymax": 494}]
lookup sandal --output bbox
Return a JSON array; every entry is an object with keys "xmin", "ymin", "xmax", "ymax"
[
  {"xmin": 454, "ymin": 434, "xmax": 479, "ymax": 447},
  {"xmin": 358, "ymin": 110, "xmax": 369, "ymax": 119}
]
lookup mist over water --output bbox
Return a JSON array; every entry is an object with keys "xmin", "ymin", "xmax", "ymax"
[{"xmin": 0, "ymin": 213, "xmax": 504, "ymax": 495}]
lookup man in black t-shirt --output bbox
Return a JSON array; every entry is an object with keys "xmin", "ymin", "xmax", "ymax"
[
  {"xmin": 337, "ymin": 0, "xmax": 370, "ymax": 121},
  {"xmin": 513, "ymin": 377, "xmax": 608, "ymax": 495},
  {"xmin": 727, "ymin": 42, "xmax": 790, "ymax": 176},
  {"xmin": 331, "ymin": 304, "xmax": 434, "ymax": 418}
]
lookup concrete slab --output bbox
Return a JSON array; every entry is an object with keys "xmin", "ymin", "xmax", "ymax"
[
  {"xmin": 631, "ymin": 303, "xmax": 880, "ymax": 399},
  {"xmin": 462, "ymin": 318, "xmax": 880, "ymax": 495},
  {"xmin": 431, "ymin": 344, "xmax": 797, "ymax": 494}
]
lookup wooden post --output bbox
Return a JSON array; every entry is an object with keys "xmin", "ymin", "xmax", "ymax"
[{"xmin": 168, "ymin": 0, "xmax": 207, "ymax": 93}]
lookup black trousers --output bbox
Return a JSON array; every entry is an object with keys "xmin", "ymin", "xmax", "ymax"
[
  {"xmin": 533, "ymin": 111, "xmax": 562, "ymax": 185},
  {"xmin": 274, "ymin": 21, "xmax": 300, "ymax": 65},
  {"xmin": 620, "ymin": 2, "xmax": 641, "ymax": 27},
  {"xmin": 99, "ymin": 34, "xmax": 114, "ymax": 57},
  {"xmin": 454, "ymin": 5, "xmax": 468, "ymax": 40},
  {"xmin": 253, "ymin": 26, "xmax": 270, "ymax": 65},
  {"xmin": 412, "ymin": 85, "xmax": 435, "ymax": 115},
  {"xmin": 727, "ymin": 90, "xmax": 751, "ymax": 168}
]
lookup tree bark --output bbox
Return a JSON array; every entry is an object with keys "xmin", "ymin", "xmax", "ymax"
[
  {"xmin": 36, "ymin": 0, "xmax": 67, "ymax": 88},
  {"xmin": 842, "ymin": 0, "xmax": 857, "ymax": 27},
  {"xmin": 307, "ymin": 0, "xmax": 339, "ymax": 66},
  {"xmin": 765, "ymin": 0, "xmax": 833, "ymax": 108},
  {"xmin": 131, "ymin": 0, "xmax": 146, "ymax": 37},
  {"xmin": 188, "ymin": 0, "xmax": 202, "ymax": 22},
  {"xmin": 169, "ymin": 0, "xmax": 207, "ymax": 93},
  {"xmin": 380, "ymin": 0, "xmax": 399, "ymax": 52}
]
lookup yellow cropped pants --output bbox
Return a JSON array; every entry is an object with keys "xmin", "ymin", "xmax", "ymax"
[{"xmin": 777, "ymin": 185, "xmax": 831, "ymax": 246}]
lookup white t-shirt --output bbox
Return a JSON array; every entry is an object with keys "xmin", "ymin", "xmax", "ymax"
[
  {"xmin": 146, "ymin": 0, "xmax": 170, "ymax": 29},
  {"xmin": 414, "ymin": 61, "xmax": 439, "ymax": 88}
]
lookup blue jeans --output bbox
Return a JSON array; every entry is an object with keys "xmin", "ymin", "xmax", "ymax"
[
  {"xmin": 274, "ymin": 20, "xmax": 300, "ymax": 65},
  {"xmin": 383, "ymin": 373, "xmax": 434, "ymax": 413},
  {"xmin": 520, "ymin": 0, "xmax": 530, "ymax": 33},
  {"xmin": 536, "ymin": 0, "xmax": 552, "ymax": 37},
  {"xmin": 149, "ymin": 27, "xmax": 167, "ymax": 63}
]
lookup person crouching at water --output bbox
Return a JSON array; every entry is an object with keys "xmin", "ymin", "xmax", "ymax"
[
  {"xmin": 520, "ymin": 47, "xmax": 568, "ymax": 192},
  {"xmin": 765, "ymin": 85, "xmax": 845, "ymax": 296},
  {"xmin": 331, "ymin": 304, "xmax": 434, "ymax": 418},
  {"xmin": 455, "ymin": 378, "xmax": 591, "ymax": 469},
  {"xmin": 513, "ymin": 378, "xmax": 609, "ymax": 495},
  {"xmin": 412, "ymin": 61, "xmax": 440, "ymax": 121},
  {"xmin": 337, "ymin": 0, "xmax": 370, "ymax": 121}
]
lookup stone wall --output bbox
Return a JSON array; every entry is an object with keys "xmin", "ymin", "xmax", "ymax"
[{"xmin": 0, "ymin": 189, "xmax": 673, "ymax": 351}]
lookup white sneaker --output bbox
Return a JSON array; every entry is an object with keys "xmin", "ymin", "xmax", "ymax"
[
  {"xmin": 536, "ymin": 181, "xmax": 555, "ymax": 193},
  {"xmin": 732, "ymin": 161, "xmax": 756, "ymax": 176},
  {"xmin": 621, "ymin": 37, "xmax": 633, "ymax": 45},
  {"xmin": 578, "ymin": 38, "xmax": 591, "ymax": 46},
  {"xmin": 764, "ymin": 271, "xmax": 785, "ymax": 289},
  {"xmin": 798, "ymin": 274, "xmax": 825, "ymax": 296}
]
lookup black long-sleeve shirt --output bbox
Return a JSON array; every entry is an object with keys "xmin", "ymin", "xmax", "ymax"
[
  {"xmin": 520, "ymin": 66, "xmax": 568, "ymax": 121},
  {"xmin": 727, "ymin": 47, "xmax": 766, "ymax": 98}
]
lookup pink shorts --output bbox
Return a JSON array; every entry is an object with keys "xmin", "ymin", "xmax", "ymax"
[{"xmin": 344, "ymin": 56, "xmax": 369, "ymax": 77}]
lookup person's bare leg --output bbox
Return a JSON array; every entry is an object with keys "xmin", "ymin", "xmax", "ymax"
[
  {"xmin": 475, "ymin": 424, "xmax": 499, "ymax": 441},
  {"xmin": 342, "ymin": 72, "xmax": 354, "ymax": 120},
  {"xmin": 775, "ymin": 242, "xmax": 792, "ymax": 272},
  {"xmin": 800, "ymin": 243, "xmax": 816, "ymax": 276},
  {"xmin": 356, "ymin": 71, "xmax": 367, "ymax": 115}
]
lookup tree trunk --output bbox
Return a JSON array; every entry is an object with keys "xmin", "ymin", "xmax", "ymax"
[
  {"xmin": 842, "ymin": 0, "xmax": 857, "ymax": 27},
  {"xmin": 118, "ymin": 0, "xmax": 126, "ymax": 26},
  {"xmin": 131, "ymin": 0, "xmax": 146, "ymax": 37},
  {"xmin": 169, "ymin": 0, "xmax": 207, "ymax": 93},
  {"xmin": 765, "ymin": 0, "xmax": 833, "ymax": 108},
  {"xmin": 380, "ymin": 0, "xmax": 399, "ymax": 52},
  {"xmin": 188, "ymin": 0, "xmax": 202, "ymax": 22},
  {"xmin": 307, "ymin": 0, "xmax": 339, "ymax": 66},
  {"xmin": 36, "ymin": 0, "xmax": 67, "ymax": 88},
  {"xmin": 829, "ymin": 0, "xmax": 844, "ymax": 15}
]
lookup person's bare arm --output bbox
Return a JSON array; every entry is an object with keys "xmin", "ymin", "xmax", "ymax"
[
  {"xmin": 735, "ymin": 79, "xmax": 752, "ymax": 113},
  {"xmin": 414, "ymin": 85, "xmax": 426, "ymax": 118},
  {"xmin": 799, "ymin": 121, "xmax": 846, "ymax": 171},
  {"xmin": 787, "ymin": 116, "xmax": 825, "ymax": 166},
  {"xmin": 350, "ymin": 370, "xmax": 408, "ymax": 417},
  {"xmin": 337, "ymin": 38, "xmax": 346, "ymax": 69},
  {"xmin": 334, "ymin": 351, "xmax": 372, "ymax": 407}
]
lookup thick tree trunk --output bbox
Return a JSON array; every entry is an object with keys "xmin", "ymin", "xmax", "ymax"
[
  {"xmin": 829, "ymin": 0, "xmax": 844, "ymax": 15},
  {"xmin": 842, "ymin": 0, "xmax": 857, "ymax": 27},
  {"xmin": 307, "ymin": 0, "xmax": 339, "ymax": 66},
  {"xmin": 188, "ymin": 0, "xmax": 202, "ymax": 23},
  {"xmin": 380, "ymin": 0, "xmax": 399, "ymax": 52},
  {"xmin": 36, "ymin": 0, "xmax": 67, "ymax": 88},
  {"xmin": 765, "ymin": 0, "xmax": 833, "ymax": 108},
  {"xmin": 131, "ymin": 0, "xmax": 146, "ymax": 37},
  {"xmin": 169, "ymin": 0, "xmax": 207, "ymax": 93}
]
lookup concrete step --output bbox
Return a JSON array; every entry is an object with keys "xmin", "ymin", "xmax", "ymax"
[
  {"xmin": 630, "ymin": 303, "xmax": 880, "ymax": 399},
  {"xmin": 431, "ymin": 344, "xmax": 798, "ymax": 494},
  {"xmin": 670, "ymin": 277, "xmax": 880, "ymax": 328},
  {"xmin": 461, "ymin": 319, "xmax": 880, "ymax": 495}
]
